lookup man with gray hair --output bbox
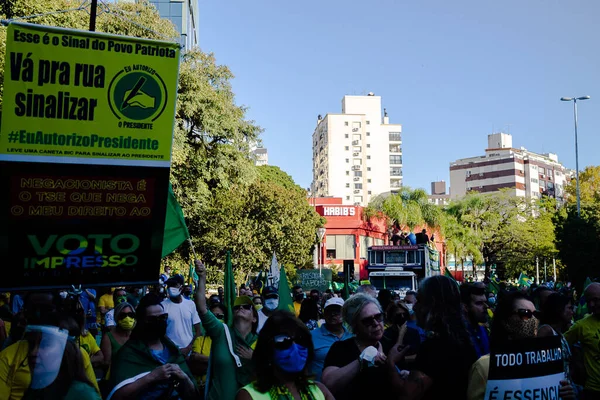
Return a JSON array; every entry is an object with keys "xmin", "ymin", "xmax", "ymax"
[{"xmin": 565, "ymin": 282, "xmax": 600, "ymax": 399}]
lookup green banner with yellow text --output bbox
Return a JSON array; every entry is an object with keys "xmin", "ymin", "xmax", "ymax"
[{"xmin": 0, "ymin": 22, "xmax": 180, "ymax": 167}]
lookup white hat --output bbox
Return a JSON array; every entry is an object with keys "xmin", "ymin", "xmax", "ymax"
[{"xmin": 324, "ymin": 297, "xmax": 345, "ymax": 309}]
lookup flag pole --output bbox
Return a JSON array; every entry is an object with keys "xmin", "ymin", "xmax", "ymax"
[{"xmin": 188, "ymin": 238, "xmax": 198, "ymax": 260}]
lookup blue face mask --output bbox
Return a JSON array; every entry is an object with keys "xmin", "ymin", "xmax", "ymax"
[{"xmin": 273, "ymin": 342, "xmax": 309, "ymax": 374}]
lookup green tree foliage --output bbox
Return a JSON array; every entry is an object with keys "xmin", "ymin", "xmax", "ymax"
[
  {"xmin": 367, "ymin": 186, "xmax": 442, "ymax": 231},
  {"xmin": 555, "ymin": 203, "xmax": 600, "ymax": 290},
  {"xmin": 565, "ymin": 166, "xmax": 600, "ymax": 206},
  {"xmin": 444, "ymin": 190, "xmax": 557, "ymax": 281}
]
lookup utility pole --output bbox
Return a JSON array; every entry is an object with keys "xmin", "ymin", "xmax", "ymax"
[{"xmin": 89, "ymin": 0, "xmax": 98, "ymax": 31}]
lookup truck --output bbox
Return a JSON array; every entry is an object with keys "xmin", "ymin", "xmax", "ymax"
[{"xmin": 365, "ymin": 244, "xmax": 441, "ymax": 297}]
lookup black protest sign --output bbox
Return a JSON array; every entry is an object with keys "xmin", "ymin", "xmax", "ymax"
[
  {"xmin": 484, "ymin": 336, "xmax": 564, "ymax": 400},
  {"xmin": 0, "ymin": 162, "xmax": 169, "ymax": 290}
]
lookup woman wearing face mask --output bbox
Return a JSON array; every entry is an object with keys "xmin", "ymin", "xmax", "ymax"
[
  {"xmin": 100, "ymin": 302, "xmax": 135, "ymax": 380},
  {"xmin": 195, "ymin": 261, "xmax": 259, "ymax": 400},
  {"xmin": 467, "ymin": 291, "xmax": 575, "ymax": 400},
  {"xmin": 108, "ymin": 294, "xmax": 198, "ymax": 400},
  {"xmin": 236, "ymin": 310, "xmax": 334, "ymax": 400}
]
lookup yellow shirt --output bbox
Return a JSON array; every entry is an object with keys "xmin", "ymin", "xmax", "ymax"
[
  {"xmin": 564, "ymin": 314, "xmax": 600, "ymax": 391},
  {"xmin": 97, "ymin": 294, "xmax": 115, "ymax": 325},
  {"xmin": 0, "ymin": 340, "xmax": 100, "ymax": 399},
  {"xmin": 294, "ymin": 301, "xmax": 302, "ymax": 317},
  {"xmin": 79, "ymin": 332, "xmax": 100, "ymax": 357},
  {"xmin": 192, "ymin": 335, "xmax": 213, "ymax": 384},
  {"xmin": 467, "ymin": 355, "xmax": 490, "ymax": 400}
]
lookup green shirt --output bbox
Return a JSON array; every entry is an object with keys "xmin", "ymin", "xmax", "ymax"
[
  {"xmin": 109, "ymin": 337, "xmax": 196, "ymax": 393},
  {"xmin": 202, "ymin": 310, "xmax": 257, "ymax": 400},
  {"xmin": 565, "ymin": 313, "xmax": 600, "ymax": 392},
  {"xmin": 64, "ymin": 381, "xmax": 102, "ymax": 400}
]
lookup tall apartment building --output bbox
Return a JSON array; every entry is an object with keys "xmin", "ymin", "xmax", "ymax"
[
  {"xmin": 148, "ymin": 0, "xmax": 199, "ymax": 50},
  {"xmin": 449, "ymin": 133, "xmax": 571, "ymax": 203},
  {"xmin": 312, "ymin": 94, "xmax": 402, "ymax": 206}
]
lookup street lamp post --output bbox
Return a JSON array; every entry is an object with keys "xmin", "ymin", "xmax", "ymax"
[
  {"xmin": 317, "ymin": 227, "xmax": 326, "ymax": 275},
  {"xmin": 561, "ymin": 96, "xmax": 590, "ymax": 217}
]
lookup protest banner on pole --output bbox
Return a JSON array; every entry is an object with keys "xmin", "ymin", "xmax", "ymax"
[
  {"xmin": 484, "ymin": 336, "xmax": 564, "ymax": 400},
  {"xmin": 296, "ymin": 269, "xmax": 332, "ymax": 293},
  {"xmin": 0, "ymin": 22, "xmax": 180, "ymax": 290}
]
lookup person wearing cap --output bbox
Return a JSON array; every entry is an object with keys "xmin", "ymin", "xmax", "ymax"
[
  {"xmin": 161, "ymin": 275, "xmax": 201, "ymax": 356},
  {"xmin": 194, "ymin": 261, "xmax": 258, "ymax": 400},
  {"xmin": 257, "ymin": 286, "xmax": 279, "ymax": 333},
  {"xmin": 309, "ymin": 297, "xmax": 353, "ymax": 382}
]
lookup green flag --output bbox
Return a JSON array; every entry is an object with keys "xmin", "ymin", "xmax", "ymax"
[
  {"xmin": 224, "ymin": 251, "xmax": 236, "ymax": 326},
  {"xmin": 162, "ymin": 184, "xmax": 190, "ymax": 257},
  {"xmin": 518, "ymin": 273, "xmax": 532, "ymax": 287},
  {"xmin": 487, "ymin": 276, "xmax": 500, "ymax": 295},
  {"xmin": 189, "ymin": 261, "xmax": 198, "ymax": 285},
  {"xmin": 277, "ymin": 266, "xmax": 295, "ymax": 314},
  {"xmin": 584, "ymin": 277, "xmax": 593, "ymax": 290}
]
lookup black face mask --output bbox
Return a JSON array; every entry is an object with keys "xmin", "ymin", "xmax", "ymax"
[
  {"xmin": 294, "ymin": 293, "xmax": 304, "ymax": 301},
  {"xmin": 141, "ymin": 319, "xmax": 167, "ymax": 340}
]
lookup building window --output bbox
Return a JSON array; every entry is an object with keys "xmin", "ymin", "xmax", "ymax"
[
  {"xmin": 346, "ymin": 171, "xmax": 350, "ymax": 176},
  {"xmin": 345, "ymin": 134, "xmax": 349, "ymax": 138},
  {"xmin": 345, "ymin": 122, "xmax": 348, "ymax": 126},
  {"xmin": 531, "ymin": 178, "xmax": 538, "ymax": 184},
  {"xmin": 367, "ymin": 156, "xmax": 371, "ymax": 160},
  {"xmin": 389, "ymin": 132, "xmax": 401, "ymax": 141},
  {"xmin": 346, "ymin": 196, "xmax": 350, "ymax": 200},
  {"xmin": 389, "ymin": 155, "xmax": 402, "ymax": 165},
  {"xmin": 327, "ymin": 235, "xmax": 355, "ymax": 259},
  {"xmin": 389, "ymin": 144, "xmax": 401, "ymax": 153},
  {"xmin": 390, "ymin": 167, "xmax": 402, "ymax": 176},
  {"xmin": 355, "ymin": 183, "xmax": 363, "ymax": 189},
  {"xmin": 466, "ymin": 171, "xmax": 471, "ymax": 177},
  {"xmin": 366, "ymin": 121, "xmax": 370, "ymax": 125},
  {"xmin": 367, "ymin": 144, "xmax": 371, "ymax": 148},
  {"xmin": 345, "ymin": 146, "xmax": 349, "ymax": 150},
  {"xmin": 346, "ymin": 183, "xmax": 350, "ymax": 188},
  {"xmin": 539, "ymin": 167, "xmax": 546, "ymax": 175},
  {"xmin": 368, "ymin": 191, "xmax": 372, "ymax": 195},
  {"xmin": 366, "ymin": 132, "xmax": 371, "ymax": 136},
  {"xmin": 346, "ymin": 159, "xmax": 349, "ymax": 163},
  {"xmin": 354, "ymin": 171, "xmax": 362, "ymax": 177},
  {"xmin": 354, "ymin": 196, "xmax": 363, "ymax": 203},
  {"xmin": 367, "ymin": 179, "xmax": 371, "ymax": 183},
  {"xmin": 367, "ymin": 167, "xmax": 371, "ymax": 171}
]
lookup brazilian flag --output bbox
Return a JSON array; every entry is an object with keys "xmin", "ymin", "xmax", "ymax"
[{"xmin": 518, "ymin": 273, "xmax": 532, "ymax": 287}]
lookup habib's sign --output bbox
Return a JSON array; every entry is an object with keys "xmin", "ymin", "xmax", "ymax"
[{"xmin": 317, "ymin": 206, "xmax": 357, "ymax": 217}]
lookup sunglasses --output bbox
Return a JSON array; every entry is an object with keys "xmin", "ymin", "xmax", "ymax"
[
  {"xmin": 514, "ymin": 309, "xmax": 536, "ymax": 320},
  {"xmin": 272, "ymin": 334, "xmax": 307, "ymax": 350},
  {"xmin": 118, "ymin": 312, "xmax": 136, "ymax": 320},
  {"xmin": 146, "ymin": 313, "xmax": 168, "ymax": 323},
  {"xmin": 214, "ymin": 313, "xmax": 225, "ymax": 320},
  {"xmin": 361, "ymin": 313, "xmax": 384, "ymax": 327},
  {"xmin": 233, "ymin": 304, "xmax": 253, "ymax": 311}
]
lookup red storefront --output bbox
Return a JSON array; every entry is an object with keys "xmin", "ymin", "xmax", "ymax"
[
  {"xmin": 312, "ymin": 198, "xmax": 387, "ymax": 280},
  {"xmin": 312, "ymin": 197, "xmax": 446, "ymax": 280}
]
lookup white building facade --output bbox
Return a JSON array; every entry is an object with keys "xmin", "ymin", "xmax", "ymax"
[
  {"xmin": 312, "ymin": 94, "xmax": 402, "ymax": 206},
  {"xmin": 449, "ymin": 133, "xmax": 571, "ymax": 203}
]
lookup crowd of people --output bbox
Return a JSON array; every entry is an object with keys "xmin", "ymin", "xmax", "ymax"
[{"xmin": 0, "ymin": 262, "xmax": 598, "ymax": 400}]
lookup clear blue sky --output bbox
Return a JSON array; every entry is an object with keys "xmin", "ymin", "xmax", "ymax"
[{"xmin": 198, "ymin": 0, "xmax": 600, "ymax": 193}]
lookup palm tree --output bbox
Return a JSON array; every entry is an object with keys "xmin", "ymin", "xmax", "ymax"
[{"xmin": 366, "ymin": 186, "xmax": 443, "ymax": 232}]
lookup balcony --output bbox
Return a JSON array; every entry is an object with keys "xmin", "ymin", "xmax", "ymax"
[
  {"xmin": 353, "ymin": 152, "xmax": 360, "ymax": 157},
  {"xmin": 352, "ymin": 140, "xmax": 361, "ymax": 146},
  {"xmin": 352, "ymin": 165, "xmax": 361, "ymax": 171},
  {"xmin": 353, "ymin": 177, "xmax": 360, "ymax": 181},
  {"xmin": 354, "ymin": 189, "xmax": 361, "ymax": 194}
]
